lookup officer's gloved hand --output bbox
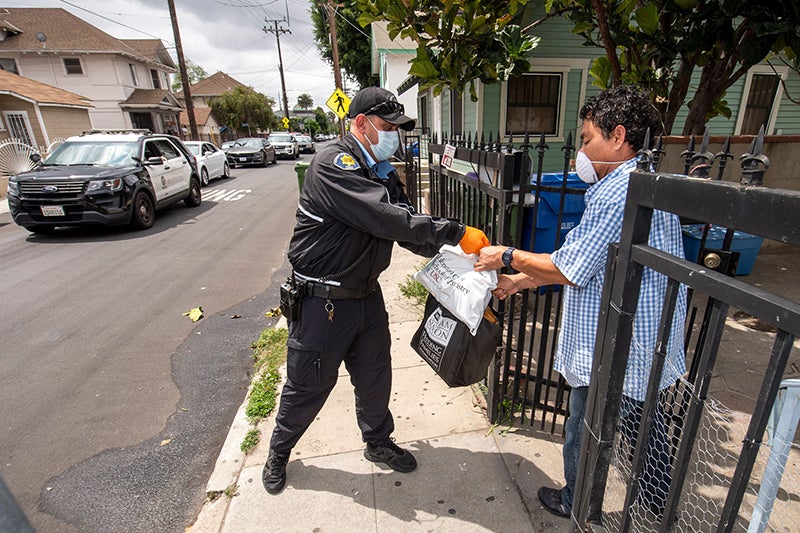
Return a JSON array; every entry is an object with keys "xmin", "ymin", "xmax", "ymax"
[{"xmin": 459, "ymin": 226, "xmax": 489, "ymax": 255}]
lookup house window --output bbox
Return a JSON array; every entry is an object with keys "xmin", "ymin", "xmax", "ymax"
[
  {"xmin": 740, "ymin": 74, "xmax": 780, "ymax": 135},
  {"xmin": 150, "ymin": 69, "xmax": 161, "ymax": 89},
  {"xmin": 505, "ymin": 73, "xmax": 562, "ymax": 136},
  {"xmin": 129, "ymin": 64, "xmax": 139, "ymax": 86},
  {"xmin": 0, "ymin": 58, "xmax": 18, "ymax": 74},
  {"xmin": 63, "ymin": 57, "xmax": 83, "ymax": 75},
  {"xmin": 4, "ymin": 111, "xmax": 35, "ymax": 146}
]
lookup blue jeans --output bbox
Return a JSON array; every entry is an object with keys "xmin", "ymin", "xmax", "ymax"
[
  {"xmin": 561, "ymin": 386, "xmax": 673, "ymax": 512},
  {"xmin": 561, "ymin": 386, "xmax": 588, "ymax": 511}
]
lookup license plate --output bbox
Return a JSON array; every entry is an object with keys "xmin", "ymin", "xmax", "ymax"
[
  {"xmin": 240, "ymin": 157, "xmax": 247, "ymax": 162},
  {"xmin": 41, "ymin": 205, "xmax": 65, "ymax": 217}
]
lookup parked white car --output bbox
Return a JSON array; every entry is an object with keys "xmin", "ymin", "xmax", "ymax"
[{"xmin": 183, "ymin": 141, "xmax": 230, "ymax": 186}]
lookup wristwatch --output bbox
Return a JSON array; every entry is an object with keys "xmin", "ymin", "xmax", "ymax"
[{"xmin": 502, "ymin": 247, "xmax": 515, "ymax": 269}]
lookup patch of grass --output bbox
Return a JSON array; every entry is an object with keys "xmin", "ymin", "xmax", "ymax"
[
  {"xmin": 223, "ymin": 484, "xmax": 239, "ymax": 498},
  {"xmin": 240, "ymin": 428, "xmax": 261, "ymax": 454},
  {"xmin": 399, "ymin": 262, "xmax": 429, "ymax": 306},
  {"xmin": 251, "ymin": 327, "xmax": 288, "ymax": 371},
  {"xmin": 245, "ymin": 368, "xmax": 281, "ymax": 423},
  {"xmin": 240, "ymin": 327, "xmax": 287, "ymax": 451}
]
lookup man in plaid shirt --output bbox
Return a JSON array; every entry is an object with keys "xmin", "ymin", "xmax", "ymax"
[{"xmin": 475, "ymin": 85, "xmax": 686, "ymax": 520}]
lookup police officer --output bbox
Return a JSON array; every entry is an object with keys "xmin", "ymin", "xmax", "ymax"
[{"xmin": 263, "ymin": 86, "xmax": 489, "ymax": 494}]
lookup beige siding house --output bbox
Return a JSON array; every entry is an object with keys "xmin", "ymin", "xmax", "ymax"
[
  {"xmin": 0, "ymin": 68, "xmax": 91, "ymax": 148},
  {"xmin": 0, "ymin": 7, "xmax": 181, "ymax": 133}
]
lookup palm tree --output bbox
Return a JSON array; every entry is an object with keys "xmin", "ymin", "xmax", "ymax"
[{"xmin": 297, "ymin": 94, "xmax": 313, "ymax": 113}]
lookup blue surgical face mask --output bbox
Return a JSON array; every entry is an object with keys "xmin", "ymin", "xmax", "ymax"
[{"xmin": 366, "ymin": 117, "xmax": 400, "ymax": 162}]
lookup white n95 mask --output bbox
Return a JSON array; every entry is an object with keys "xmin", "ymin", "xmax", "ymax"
[
  {"xmin": 575, "ymin": 151, "xmax": 598, "ymax": 184},
  {"xmin": 574, "ymin": 151, "xmax": 628, "ymax": 184}
]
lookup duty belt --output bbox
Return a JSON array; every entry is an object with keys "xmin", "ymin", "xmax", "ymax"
[{"xmin": 299, "ymin": 278, "xmax": 380, "ymax": 300}]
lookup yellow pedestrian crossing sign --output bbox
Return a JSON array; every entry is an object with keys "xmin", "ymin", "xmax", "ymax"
[
  {"xmin": 282, "ymin": 117, "xmax": 290, "ymax": 129},
  {"xmin": 326, "ymin": 88, "xmax": 350, "ymax": 120}
]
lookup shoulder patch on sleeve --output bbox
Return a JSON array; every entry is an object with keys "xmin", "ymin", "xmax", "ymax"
[{"xmin": 333, "ymin": 152, "xmax": 361, "ymax": 170}]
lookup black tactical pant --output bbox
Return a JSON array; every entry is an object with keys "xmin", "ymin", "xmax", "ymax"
[{"xmin": 269, "ymin": 288, "xmax": 394, "ymax": 455}]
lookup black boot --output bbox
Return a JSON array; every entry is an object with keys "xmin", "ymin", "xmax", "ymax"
[{"xmin": 262, "ymin": 449, "xmax": 289, "ymax": 494}]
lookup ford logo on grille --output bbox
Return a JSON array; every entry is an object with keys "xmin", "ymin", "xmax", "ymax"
[{"xmin": 43, "ymin": 185, "xmax": 59, "ymax": 192}]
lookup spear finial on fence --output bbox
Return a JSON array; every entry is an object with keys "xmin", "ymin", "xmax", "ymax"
[
  {"xmin": 432, "ymin": 131, "xmax": 438, "ymax": 144},
  {"xmin": 652, "ymin": 134, "xmax": 666, "ymax": 171},
  {"xmin": 714, "ymin": 136, "xmax": 733, "ymax": 181},
  {"xmin": 535, "ymin": 132, "xmax": 548, "ymax": 158},
  {"xmin": 636, "ymin": 127, "xmax": 653, "ymax": 170},
  {"xmin": 443, "ymin": 131, "xmax": 449, "ymax": 145},
  {"xmin": 740, "ymin": 125, "xmax": 770, "ymax": 186},
  {"xmin": 466, "ymin": 131, "xmax": 472, "ymax": 149},
  {"xmin": 484, "ymin": 132, "xmax": 490, "ymax": 151},
  {"xmin": 688, "ymin": 128, "xmax": 714, "ymax": 178},
  {"xmin": 507, "ymin": 133, "xmax": 514, "ymax": 154},
  {"xmin": 681, "ymin": 135, "xmax": 696, "ymax": 175},
  {"xmin": 561, "ymin": 131, "xmax": 575, "ymax": 170}
]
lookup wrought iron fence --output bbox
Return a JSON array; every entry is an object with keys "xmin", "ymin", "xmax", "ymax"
[{"xmin": 406, "ymin": 127, "xmax": 800, "ymax": 531}]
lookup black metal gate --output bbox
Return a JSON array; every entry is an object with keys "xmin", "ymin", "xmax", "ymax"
[
  {"xmin": 406, "ymin": 132, "xmax": 587, "ymax": 431},
  {"xmin": 571, "ymin": 148, "xmax": 800, "ymax": 530}
]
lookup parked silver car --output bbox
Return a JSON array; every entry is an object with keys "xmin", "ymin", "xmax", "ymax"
[
  {"xmin": 296, "ymin": 134, "xmax": 315, "ymax": 154},
  {"xmin": 225, "ymin": 138, "xmax": 277, "ymax": 168}
]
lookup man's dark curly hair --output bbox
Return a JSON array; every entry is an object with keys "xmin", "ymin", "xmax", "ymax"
[{"xmin": 578, "ymin": 85, "xmax": 662, "ymax": 151}]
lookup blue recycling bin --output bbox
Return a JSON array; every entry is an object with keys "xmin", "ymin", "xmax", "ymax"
[
  {"xmin": 681, "ymin": 224, "xmax": 763, "ymax": 276},
  {"xmin": 521, "ymin": 172, "xmax": 589, "ymax": 252}
]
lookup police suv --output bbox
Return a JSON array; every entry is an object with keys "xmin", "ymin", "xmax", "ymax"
[{"xmin": 6, "ymin": 130, "xmax": 202, "ymax": 233}]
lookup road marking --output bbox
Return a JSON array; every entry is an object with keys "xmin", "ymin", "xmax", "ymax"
[{"xmin": 202, "ymin": 189, "xmax": 253, "ymax": 202}]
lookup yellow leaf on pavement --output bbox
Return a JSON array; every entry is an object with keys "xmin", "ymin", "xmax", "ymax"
[{"xmin": 182, "ymin": 307, "xmax": 204, "ymax": 322}]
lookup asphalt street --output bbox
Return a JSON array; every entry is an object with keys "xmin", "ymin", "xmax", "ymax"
[{"xmin": 0, "ymin": 157, "xmax": 304, "ymax": 531}]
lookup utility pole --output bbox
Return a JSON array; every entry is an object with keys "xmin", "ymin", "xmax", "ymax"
[
  {"xmin": 324, "ymin": 1, "xmax": 346, "ymax": 138},
  {"xmin": 167, "ymin": 0, "xmax": 197, "ymax": 140},
  {"xmin": 263, "ymin": 19, "xmax": 291, "ymax": 124}
]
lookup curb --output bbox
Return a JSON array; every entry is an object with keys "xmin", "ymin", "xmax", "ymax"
[{"xmin": 188, "ymin": 315, "xmax": 288, "ymax": 532}]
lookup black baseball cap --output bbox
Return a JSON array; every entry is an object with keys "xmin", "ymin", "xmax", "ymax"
[{"xmin": 347, "ymin": 87, "xmax": 416, "ymax": 131}]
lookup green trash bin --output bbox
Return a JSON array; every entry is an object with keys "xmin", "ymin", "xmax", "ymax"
[{"xmin": 294, "ymin": 161, "xmax": 310, "ymax": 193}]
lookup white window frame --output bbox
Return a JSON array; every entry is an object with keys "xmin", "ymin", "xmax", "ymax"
[
  {"xmin": 3, "ymin": 110, "xmax": 36, "ymax": 146},
  {"xmin": 501, "ymin": 70, "xmax": 567, "ymax": 141},
  {"xmin": 734, "ymin": 65, "xmax": 788, "ymax": 135},
  {"xmin": 129, "ymin": 63, "xmax": 139, "ymax": 87},
  {"xmin": 63, "ymin": 57, "xmax": 84, "ymax": 75}
]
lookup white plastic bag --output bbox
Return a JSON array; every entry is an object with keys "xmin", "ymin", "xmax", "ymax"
[{"xmin": 414, "ymin": 244, "xmax": 497, "ymax": 335}]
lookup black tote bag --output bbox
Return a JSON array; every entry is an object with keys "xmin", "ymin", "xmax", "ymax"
[{"xmin": 411, "ymin": 294, "xmax": 502, "ymax": 387}]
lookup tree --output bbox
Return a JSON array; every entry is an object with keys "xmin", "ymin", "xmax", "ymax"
[
  {"xmin": 209, "ymin": 86, "xmax": 278, "ymax": 136},
  {"xmin": 312, "ymin": 2, "xmax": 378, "ymax": 89},
  {"xmin": 315, "ymin": 107, "xmax": 331, "ymax": 133},
  {"xmin": 171, "ymin": 59, "xmax": 208, "ymax": 91},
  {"xmin": 297, "ymin": 94, "xmax": 314, "ymax": 112},
  {"xmin": 355, "ymin": 0, "xmax": 540, "ymax": 100},
  {"xmin": 546, "ymin": 0, "xmax": 800, "ymax": 134}
]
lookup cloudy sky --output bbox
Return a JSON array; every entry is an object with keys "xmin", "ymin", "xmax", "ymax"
[{"xmin": 14, "ymin": 0, "xmax": 351, "ymax": 113}]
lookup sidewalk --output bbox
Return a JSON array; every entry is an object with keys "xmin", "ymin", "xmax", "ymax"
[
  {"xmin": 189, "ymin": 245, "xmax": 570, "ymax": 533},
  {"xmin": 188, "ymin": 244, "xmax": 800, "ymax": 533}
]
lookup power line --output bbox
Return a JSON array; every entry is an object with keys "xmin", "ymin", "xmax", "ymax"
[{"xmin": 59, "ymin": 0, "xmax": 169, "ymax": 42}]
